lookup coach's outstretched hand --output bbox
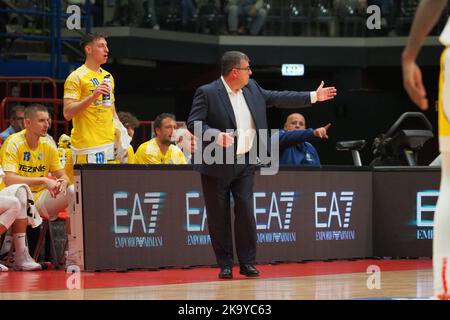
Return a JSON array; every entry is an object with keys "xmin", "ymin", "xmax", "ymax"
[{"xmin": 316, "ymin": 81, "xmax": 337, "ymax": 102}]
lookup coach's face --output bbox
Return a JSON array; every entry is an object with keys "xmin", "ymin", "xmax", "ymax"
[
  {"xmin": 25, "ymin": 111, "xmax": 50, "ymax": 137},
  {"xmin": 235, "ymin": 59, "xmax": 252, "ymax": 88}
]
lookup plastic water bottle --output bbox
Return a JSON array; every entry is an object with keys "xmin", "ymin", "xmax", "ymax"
[{"xmin": 102, "ymin": 74, "xmax": 112, "ymax": 107}]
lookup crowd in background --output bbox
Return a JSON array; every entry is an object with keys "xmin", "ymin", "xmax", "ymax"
[{"xmin": 1, "ymin": 0, "xmax": 443, "ymax": 38}]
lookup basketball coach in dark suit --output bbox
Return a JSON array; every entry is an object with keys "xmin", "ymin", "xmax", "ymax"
[{"xmin": 187, "ymin": 51, "xmax": 337, "ymax": 279}]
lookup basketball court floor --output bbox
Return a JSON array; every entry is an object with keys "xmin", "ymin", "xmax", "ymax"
[{"xmin": 0, "ymin": 259, "xmax": 433, "ymax": 300}]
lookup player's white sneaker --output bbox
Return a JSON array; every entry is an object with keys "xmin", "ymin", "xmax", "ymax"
[
  {"xmin": 0, "ymin": 263, "xmax": 8, "ymax": 272},
  {"xmin": 6, "ymin": 249, "xmax": 41, "ymax": 271}
]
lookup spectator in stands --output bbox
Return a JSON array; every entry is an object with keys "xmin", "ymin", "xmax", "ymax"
[
  {"xmin": 368, "ymin": 0, "xmax": 397, "ymax": 36},
  {"xmin": 106, "ymin": 0, "xmax": 144, "ymax": 27},
  {"xmin": 135, "ymin": 113, "xmax": 186, "ymax": 164},
  {"xmin": 0, "ymin": 104, "xmax": 25, "ymax": 146},
  {"xmin": 0, "ymin": 165, "xmax": 41, "ymax": 271},
  {"xmin": 226, "ymin": 0, "xmax": 268, "ymax": 35},
  {"xmin": 334, "ymin": 0, "xmax": 367, "ymax": 16},
  {"xmin": 68, "ymin": 0, "xmax": 103, "ymax": 27},
  {"xmin": 274, "ymin": 113, "xmax": 331, "ymax": 166},
  {"xmin": 174, "ymin": 127, "xmax": 197, "ymax": 163},
  {"xmin": 143, "ymin": 0, "xmax": 160, "ymax": 29},
  {"xmin": 197, "ymin": 0, "xmax": 223, "ymax": 34},
  {"xmin": 0, "ymin": 104, "xmax": 74, "ymax": 270},
  {"xmin": 333, "ymin": 0, "xmax": 367, "ymax": 36},
  {"xmin": 181, "ymin": 0, "xmax": 197, "ymax": 30},
  {"xmin": 117, "ymin": 111, "xmax": 140, "ymax": 163}
]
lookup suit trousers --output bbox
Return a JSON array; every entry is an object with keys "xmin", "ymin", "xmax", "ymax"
[{"xmin": 200, "ymin": 163, "xmax": 256, "ymax": 268}]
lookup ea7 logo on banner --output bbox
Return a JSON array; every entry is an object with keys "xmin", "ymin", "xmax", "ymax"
[
  {"xmin": 185, "ymin": 192, "xmax": 211, "ymax": 246},
  {"xmin": 315, "ymin": 191, "xmax": 355, "ymax": 241},
  {"xmin": 113, "ymin": 192, "xmax": 165, "ymax": 248},
  {"xmin": 254, "ymin": 191, "xmax": 298, "ymax": 243},
  {"xmin": 416, "ymin": 190, "xmax": 438, "ymax": 240}
]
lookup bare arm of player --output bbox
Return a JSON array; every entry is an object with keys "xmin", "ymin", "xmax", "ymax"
[
  {"xmin": 402, "ymin": 0, "xmax": 448, "ymax": 110},
  {"xmin": 51, "ymin": 169, "xmax": 71, "ymax": 196},
  {"xmin": 63, "ymin": 82, "xmax": 111, "ymax": 121},
  {"xmin": 3, "ymin": 172, "xmax": 60, "ymax": 198}
]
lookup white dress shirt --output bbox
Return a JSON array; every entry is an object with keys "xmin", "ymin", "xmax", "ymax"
[
  {"xmin": 221, "ymin": 77, "xmax": 256, "ymax": 155},
  {"xmin": 220, "ymin": 77, "xmax": 316, "ymax": 155}
]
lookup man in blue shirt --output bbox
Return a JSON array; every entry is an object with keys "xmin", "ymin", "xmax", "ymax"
[
  {"xmin": 0, "ymin": 104, "xmax": 25, "ymax": 146},
  {"xmin": 275, "ymin": 113, "xmax": 331, "ymax": 166}
]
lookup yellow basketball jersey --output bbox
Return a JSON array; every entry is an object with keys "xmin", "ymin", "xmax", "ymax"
[
  {"xmin": 438, "ymin": 48, "xmax": 450, "ymax": 138},
  {"xmin": 0, "ymin": 130, "xmax": 63, "ymax": 193},
  {"xmin": 127, "ymin": 145, "xmax": 135, "ymax": 164},
  {"xmin": 135, "ymin": 138, "xmax": 187, "ymax": 164},
  {"xmin": 58, "ymin": 146, "xmax": 74, "ymax": 184},
  {"xmin": 64, "ymin": 64, "xmax": 115, "ymax": 150}
]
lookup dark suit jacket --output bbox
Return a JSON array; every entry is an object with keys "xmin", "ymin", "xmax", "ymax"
[{"xmin": 187, "ymin": 78, "xmax": 313, "ymax": 178}]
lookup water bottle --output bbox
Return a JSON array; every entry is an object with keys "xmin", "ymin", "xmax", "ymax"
[{"xmin": 102, "ymin": 74, "xmax": 112, "ymax": 107}]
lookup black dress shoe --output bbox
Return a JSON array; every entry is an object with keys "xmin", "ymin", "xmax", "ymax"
[
  {"xmin": 219, "ymin": 266, "xmax": 233, "ymax": 279},
  {"xmin": 239, "ymin": 264, "xmax": 260, "ymax": 277}
]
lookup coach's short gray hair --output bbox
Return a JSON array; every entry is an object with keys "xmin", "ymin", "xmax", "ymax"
[{"xmin": 221, "ymin": 51, "xmax": 249, "ymax": 76}]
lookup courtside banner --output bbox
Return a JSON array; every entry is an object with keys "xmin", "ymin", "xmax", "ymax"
[
  {"xmin": 372, "ymin": 168, "xmax": 440, "ymax": 258},
  {"xmin": 74, "ymin": 166, "xmax": 371, "ymax": 271},
  {"xmin": 254, "ymin": 170, "xmax": 372, "ymax": 262}
]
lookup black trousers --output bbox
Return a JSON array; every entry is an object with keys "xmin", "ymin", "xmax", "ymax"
[{"xmin": 201, "ymin": 164, "xmax": 256, "ymax": 268}]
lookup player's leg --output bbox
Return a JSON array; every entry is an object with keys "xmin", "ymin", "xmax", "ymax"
[
  {"xmin": 1, "ymin": 186, "xmax": 41, "ymax": 271},
  {"xmin": 34, "ymin": 185, "xmax": 75, "ymax": 268},
  {"xmin": 0, "ymin": 194, "xmax": 21, "ymax": 272},
  {"xmin": 433, "ymin": 47, "xmax": 450, "ymax": 299}
]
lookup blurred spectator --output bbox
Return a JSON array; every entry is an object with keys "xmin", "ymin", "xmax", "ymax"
[
  {"xmin": 143, "ymin": 0, "xmax": 160, "ymax": 29},
  {"xmin": 134, "ymin": 113, "xmax": 186, "ymax": 164},
  {"xmin": 107, "ymin": 0, "xmax": 145, "ymax": 27},
  {"xmin": 368, "ymin": 0, "xmax": 397, "ymax": 36},
  {"xmin": 174, "ymin": 127, "xmax": 197, "ymax": 163},
  {"xmin": 68, "ymin": 0, "xmax": 103, "ymax": 27},
  {"xmin": 333, "ymin": 0, "xmax": 367, "ymax": 36},
  {"xmin": 181, "ymin": 0, "xmax": 197, "ymax": 30},
  {"xmin": 226, "ymin": 0, "xmax": 268, "ymax": 35},
  {"xmin": 0, "ymin": 105, "xmax": 25, "ymax": 146},
  {"xmin": 333, "ymin": 0, "xmax": 367, "ymax": 17},
  {"xmin": 197, "ymin": 0, "xmax": 223, "ymax": 34}
]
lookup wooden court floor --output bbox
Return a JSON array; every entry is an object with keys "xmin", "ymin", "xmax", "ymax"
[{"xmin": 0, "ymin": 259, "xmax": 433, "ymax": 300}]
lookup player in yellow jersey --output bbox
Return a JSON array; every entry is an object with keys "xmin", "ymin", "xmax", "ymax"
[
  {"xmin": 402, "ymin": 0, "xmax": 450, "ymax": 300},
  {"xmin": 0, "ymin": 104, "xmax": 75, "ymax": 270},
  {"xmin": 135, "ymin": 113, "xmax": 187, "ymax": 164},
  {"xmin": 63, "ymin": 32, "xmax": 122, "ymax": 164}
]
